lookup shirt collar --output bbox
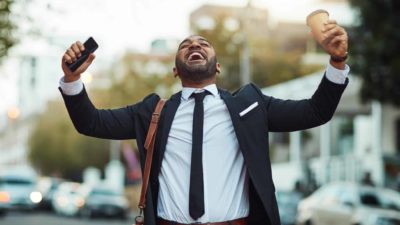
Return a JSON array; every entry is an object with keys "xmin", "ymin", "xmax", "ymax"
[{"xmin": 181, "ymin": 84, "xmax": 219, "ymax": 101}]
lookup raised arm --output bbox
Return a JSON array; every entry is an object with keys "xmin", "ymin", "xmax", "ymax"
[
  {"xmin": 59, "ymin": 40, "xmax": 157, "ymax": 139},
  {"xmin": 265, "ymin": 74, "xmax": 347, "ymax": 132},
  {"xmin": 266, "ymin": 20, "xmax": 349, "ymax": 132},
  {"xmin": 60, "ymin": 85, "xmax": 144, "ymax": 139}
]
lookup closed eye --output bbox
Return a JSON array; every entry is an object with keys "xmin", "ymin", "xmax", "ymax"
[{"xmin": 179, "ymin": 44, "xmax": 189, "ymax": 50}]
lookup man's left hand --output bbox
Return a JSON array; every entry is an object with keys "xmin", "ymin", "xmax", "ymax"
[{"xmin": 319, "ymin": 20, "xmax": 348, "ymax": 68}]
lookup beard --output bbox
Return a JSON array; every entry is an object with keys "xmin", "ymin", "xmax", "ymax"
[{"xmin": 175, "ymin": 55, "xmax": 218, "ymax": 82}]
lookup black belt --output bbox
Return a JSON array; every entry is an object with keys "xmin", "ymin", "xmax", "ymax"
[{"xmin": 158, "ymin": 217, "xmax": 247, "ymax": 225}]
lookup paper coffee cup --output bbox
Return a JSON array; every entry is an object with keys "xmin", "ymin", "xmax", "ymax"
[{"xmin": 306, "ymin": 9, "xmax": 329, "ymax": 44}]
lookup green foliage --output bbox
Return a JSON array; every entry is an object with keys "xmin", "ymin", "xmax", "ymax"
[
  {"xmin": 28, "ymin": 100, "xmax": 109, "ymax": 180},
  {"xmin": 349, "ymin": 0, "xmax": 400, "ymax": 105},
  {"xmin": 250, "ymin": 38, "xmax": 322, "ymax": 88},
  {"xmin": 193, "ymin": 13, "xmax": 321, "ymax": 91},
  {"xmin": 93, "ymin": 54, "xmax": 176, "ymax": 108},
  {"xmin": 0, "ymin": 0, "xmax": 16, "ymax": 63}
]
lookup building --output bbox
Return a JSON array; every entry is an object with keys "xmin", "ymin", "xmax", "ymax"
[
  {"xmin": 190, "ymin": 4, "xmax": 270, "ymax": 38},
  {"xmin": 263, "ymin": 72, "xmax": 400, "ymax": 191}
]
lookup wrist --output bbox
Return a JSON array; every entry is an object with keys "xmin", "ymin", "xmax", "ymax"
[
  {"xmin": 329, "ymin": 52, "xmax": 348, "ymax": 70},
  {"xmin": 63, "ymin": 75, "xmax": 80, "ymax": 83},
  {"xmin": 329, "ymin": 59, "xmax": 346, "ymax": 70}
]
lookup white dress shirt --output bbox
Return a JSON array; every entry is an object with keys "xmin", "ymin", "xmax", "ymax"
[
  {"xmin": 157, "ymin": 84, "xmax": 249, "ymax": 223},
  {"xmin": 59, "ymin": 63, "xmax": 350, "ymax": 223}
]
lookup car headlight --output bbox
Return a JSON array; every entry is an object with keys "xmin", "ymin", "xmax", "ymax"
[
  {"xmin": 74, "ymin": 197, "xmax": 85, "ymax": 208},
  {"xmin": 0, "ymin": 191, "xmax": 10, "ymax": 203},
  {"xmin": 30, "ymin": 191, "xmax": 42, "ymax": 203}
]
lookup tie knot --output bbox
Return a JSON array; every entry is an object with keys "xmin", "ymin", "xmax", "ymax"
[{"xmin": 191, "ymin": 91, "xmax": 209, "ymax": 102}]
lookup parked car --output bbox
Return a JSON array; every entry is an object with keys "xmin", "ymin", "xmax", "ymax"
[
  {"xmin": 0, "ymin": 171, "xmax": 42, "ymax": 211},
  {"xmin": 276, "ymin": 190, "xmax": 303, "ymax": 225},
  {"xmin": 52, "ymin": 181, "xmax": 82, "ymax": 216},
  {"xmin": 77, "ymin": 185, "xmax": 129, "ymax": 219},
  {"xmin": 297, "ymin": 182, "xmax": 400, "ymax": 225},
  {"xmin": 0, "ymin": 187, "xmax": 10, "ymax": 216},
  {"xmin": 37, "ymin": 177, "xmax": 63, "ymax": 210}
]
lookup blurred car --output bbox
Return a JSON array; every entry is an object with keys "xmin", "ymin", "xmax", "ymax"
[
  {"xmin": 0, "ymin": 188, "xmax": 10, "ymax": 216},
  {"xmin": 0, "ymin": 172, "xmax": 42, "ymax": 211},
  {"xmin": 297, "ymin": 182, "xmax": 400, "ymax": 225},
  {"xmin": 37, "ymin": 177, "xmax": 63, "ymax": 210},
  {"xmin": 276, "ymin": 190, "xmax": 303, "ymax": 225},
  {"xmin": 77, "ymin": 185, "xmax": 129, "ymax": 219},
  {"xmin": 52, "ymin": 181, "xmax": 83, "ymax": 216}
]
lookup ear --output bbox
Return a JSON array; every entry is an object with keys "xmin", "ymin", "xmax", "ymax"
[
  {"xmin": 216, "ymin": 62, "xmax": 221, "ymax": 74},
  {"xmin": 173, "ymin": 67, "xmax": 178, "ymax": 78}
]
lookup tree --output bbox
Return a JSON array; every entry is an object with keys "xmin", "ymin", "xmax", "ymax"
[
  {"xmin": 192, "ymin": 13, "xmax": 321, "ymax": 91},
  {"xmin": 0, "ymin": 0, "xmax": 16, "ymax": 62},
  {"xmin": 28, "ymin": 100, "xmax": 110, "ymax": 180},
  {"xmin": 349, "ymin": 0, "xmax": 400, "ymax": 105}
]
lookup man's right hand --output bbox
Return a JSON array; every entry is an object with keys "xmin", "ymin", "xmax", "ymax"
[{"xmin": 61, "ymin": 41, "xmax": 96, "ymax": 83}]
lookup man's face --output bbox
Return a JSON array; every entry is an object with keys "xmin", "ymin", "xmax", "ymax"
[{"xmin": 174, "ymin": 35, "xmax": 219, "ymax": 82}]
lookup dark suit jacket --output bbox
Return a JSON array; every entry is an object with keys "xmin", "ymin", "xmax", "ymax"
[{"xmin": 60, "ymin": 75, "xmax": 347, "ymax": 225}]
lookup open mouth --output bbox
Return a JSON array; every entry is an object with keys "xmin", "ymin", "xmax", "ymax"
[{"xmin": 187, "ymin": 52, "xmax": 206, "ymax": 63}]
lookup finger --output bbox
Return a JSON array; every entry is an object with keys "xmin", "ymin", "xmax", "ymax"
[
  {"xmin": 75, "ymin": 54, "xmax": 96, "ymax": 74},
  {"xmin": 80, "ymin": 54, "xmax": 96, "ymax": 71},
  {"xmin": 322, "ymin": 23, "xmax": 337, "ymax": 33},
  {"xmin": 61, "ymin": 57, "xmax": 68, "ymax": 67},
  {"xmin": 322, "ymin": 32, "xmax": 347, "ymax": 49},
  {"xmin": 329, "ymin": 35, "xmax": 347, "ymax": 45},
  {"xmin": 63, "ymin": 54, "xmax": 72, "ymax": 64},
  {"xmin": 66, "ymin": 49, "xmax": 77, "ymax": 61},
  {"xmin": 71, "ymin": 46, "xmax": 81, "ymax": 58},
  {"xmin": 71, "ymin": 44, "xmax": 82, "ymax": 58},
  {"xmin": 86, "ymin": 53, "xmax": 96, "ymax": 64},
  {"xmin": 61, "ymin": 57, "xmax": 72, "ymax": 73},
  {"xmin": 324, "ymin": 19, "xmax": 337, "ymax": 25},
  {"xmin": 76, "ymin": 41, "xmax": 85, "ymax": 51},
  {"xmin": 324, "ymin": 27, "xmax": 345, "ymax": 40}
]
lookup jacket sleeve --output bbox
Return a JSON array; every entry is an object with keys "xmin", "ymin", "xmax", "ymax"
[
  {"xmin": 263, "ymin": 75, "xmax": 348, "ymax": 132},
  {"xmin": 59, "ymin": 86, "xmax": 158, "ymax": 140}
]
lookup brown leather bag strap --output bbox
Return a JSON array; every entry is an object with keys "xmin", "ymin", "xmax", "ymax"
[{"xmin": 137, "ymin": 98, "xmax": 166, "ymax": 215}]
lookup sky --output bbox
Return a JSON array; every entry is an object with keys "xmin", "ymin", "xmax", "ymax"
[
  {"xmin": 24, "ymin": 0, "xmax": 354, "ymax": 54},
  {"xmin": 0, "ymin": 0, "xmax": 354, "ymax": 116}
]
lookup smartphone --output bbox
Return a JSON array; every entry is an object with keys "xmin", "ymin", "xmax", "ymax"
[{"xmin": 66, "ymin": 37, "xmax": 98, "ymax": 72}]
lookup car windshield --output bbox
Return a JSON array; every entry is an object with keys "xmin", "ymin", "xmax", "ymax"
[
  {"xmin": 91, "ymin": 189, "xmax": 119, "ymax": 197},
  {"xmin": 277, "ymin": 191, "xmax": 302, "ymax": 206},
  {"xmin": 0, "ymin": 178, "xmax": 33, "ymax": 185},
  {"xmin": 360, "ymin": 189, "xmax": 400, "ymax": 210}
]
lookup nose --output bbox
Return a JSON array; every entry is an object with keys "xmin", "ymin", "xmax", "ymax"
[{"xmin": 189, "ymin": 41, "xmax": 201, "ymax": 50}]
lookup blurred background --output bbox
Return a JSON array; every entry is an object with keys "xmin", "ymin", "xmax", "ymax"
[{"xmin": 1, "ymin": 0, "xmax": 400, "ymax": 224}]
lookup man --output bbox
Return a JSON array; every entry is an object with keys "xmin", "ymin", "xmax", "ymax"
[{"xmin": 59, "ymin": 20, "xmax": 349, "ymax": 225}]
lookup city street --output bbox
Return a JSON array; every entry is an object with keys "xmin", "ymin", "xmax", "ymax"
[{"xmin": 0, "ymin": 211, "xmax": 134, "ymax": 225}]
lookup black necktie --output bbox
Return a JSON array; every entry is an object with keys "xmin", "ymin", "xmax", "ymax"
[{"xmin": 189, "ymin": 91, "xmax": 209, "ymax": 220}]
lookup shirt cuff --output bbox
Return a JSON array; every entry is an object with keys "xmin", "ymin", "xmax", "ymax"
[
  {"xmin": 325, "ymin": 63, "xmax": 350, "ymax": 84},
  {"xmin": 59, "ymin": 77, "xmax": 84, "ymax": 95}
]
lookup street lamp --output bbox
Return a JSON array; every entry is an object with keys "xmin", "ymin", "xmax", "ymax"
[
  {"xmin": 7, "ymin": 107, "xmax": 20, "ymax": 121},
  {"xmin": 81, "ymin": 72, "xmax": 93, "ymax": 85},
  {"xmin": 238, "ymin": 1, "xmax": 253, "ymax": 85}
]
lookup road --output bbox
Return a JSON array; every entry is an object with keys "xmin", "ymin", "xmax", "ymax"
[{"xmin": 0, "ymin": 211, "xmax": 134, "ymax": 225}]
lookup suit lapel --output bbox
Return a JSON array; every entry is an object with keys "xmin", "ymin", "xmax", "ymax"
[
  {"xmin": 155, "ymin": 91, "xmax": 181, "ymax": 172},
  {"xmin": 219, "ymin": 89, "xmax": 239, "ymax": 123},
  {"xmin": 219, "ymin": 89, "xmax": 247, "ymax": 156}
]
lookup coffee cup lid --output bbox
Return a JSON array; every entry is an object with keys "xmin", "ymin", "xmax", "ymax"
[{"xmin": 306, "ymin": 9, "xmax": 329, "ymax": 25}]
